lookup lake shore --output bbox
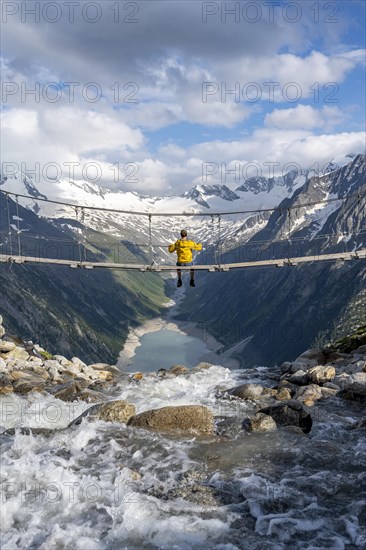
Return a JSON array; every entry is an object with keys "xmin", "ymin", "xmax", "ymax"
[{"xmin": 117, "ymin": 284, "xmax": 242, "ymax": 371}]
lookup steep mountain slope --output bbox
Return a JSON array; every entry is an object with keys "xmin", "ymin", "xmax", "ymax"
[
  {"xmin": 0, "ymin": 193, "xmax": 166, "ymax": 363},
  {"xmin": 174, "ymin": 155, "xmax": 366, "ymax": 367}
]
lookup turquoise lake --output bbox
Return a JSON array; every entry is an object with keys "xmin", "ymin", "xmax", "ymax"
[{"xmin": 130, "ymin": 328, "xmax": 211, "ymax": 372}]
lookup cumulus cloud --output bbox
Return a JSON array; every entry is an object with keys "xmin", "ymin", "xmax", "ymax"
[
  {"xmin": 265, "ymin": 105, "xmax": 348, "ymax": 130},
  {"xmin": 1, "ymin": 1, "xmax": 365, "ymax": 194}
]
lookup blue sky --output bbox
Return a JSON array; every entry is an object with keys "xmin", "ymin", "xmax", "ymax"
[{"xmin": 1, "ymin": 0, "xmax": 365, "ymax": 194}]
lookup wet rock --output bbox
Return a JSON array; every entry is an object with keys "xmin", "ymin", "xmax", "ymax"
[
  {"xmin": 51, "ymin": 380, "xmax": 80, "ymax": 401},
  {"xmin": 337, "ymin": 372, "xmax": 366, "ymax": 396},
  {"xmin": 261, "ymin": 387, "xmax": 277, "ymax": 397},
  {"xmin": 259, "ymin": 400, "xmax": 313, "ymax": 433},
  {"xmin": 69, "ymin": 400, "xmax": 135, "ymax": 426},
  {"xmin": 352, "ymin": 418, "xmax": 366, "ymax": 430},
  {"xmin": 228, "ymin": 383, "xmax": 264, "ymax": 400},
  {"xmin": 196, "ymin": 362, "xmax": 214, "ymax": 370},
  {"xmin": 276, "ymin": 388, "xmax": 292, "ymax": 401},
  {"xmin": 320, "ymin": 387, "xmax": 338, "ymax": 398},
  {"xmin": 0, "ymin": 374, "xmax": 13, "ymax": 394},
  {"xmin": 242, "ymin": 412, "xmax": 277, "ymax": 432},
  {"xmin": 294, "ymin": 384, "xmax": 323, "ymax": 406},
  {"xmin": 77, "ymin": 389, "xmax": 109, "ymax": 403},
  {"xmin": 169, "ymin": 365, "xmax": 189, "ymax": 376},
  {"xmin": 308, "ymin": 365, "xmax": 336, "ymax": 384},
  {"xmin": 165, "ymin": 484, "xmax": 219, "ymax": 506},
  {"xmin": 215, "ymin": 416, "xmax": 243, "ymax": 438},
  {"xmin": 13, "ymin": 379, "xmax": 45, "ymax": 394},
  {"xmin": 128, "ymin": 405, "xmax": 214, "ymax": 435},
  {"xmin": 281, "ymin": 370, "xmax": 310, "ymax": 386},
  {"xmin": 326, "ymin": 351, "xmax": 351, "ymax": 363},
  {"xmin": 0, "ymin": 341, "xmax": 16, "ymax": 353},
  {"xmin": 157, "ymin": 369, "xmax": 167, "ymax": 377},
  {"xmin": 277, "ymin": 380, "xmax": 297, "ymax": 395},
  {"xmin": 280, "ymin": 361, "xmax": 292, "ymax": 375},
  {"xmin": 96, "ymin": 401, "xmax": 136, "ymax": 423},
  {"xmin": 2, "ymin": 427, "xmax": 57, "ymax": 436},
  {"xmin": 95, "ymin": 370, "xmax": 113, "ymax": 382},
  {"xmin": 323, "ymin": 382, "xmax": 341, "ymax": 391}
]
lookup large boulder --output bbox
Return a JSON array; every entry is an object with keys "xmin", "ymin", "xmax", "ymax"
[
  {"xmin": 308, "ymin": 365, "xmax": 336, "ymax": 385},
  {"xmin": 2, "ymin": 347, "xmax": 29, "ymax": 361},
  {"xmin": 128, "ymin": 405, "xmax": 214, "ymax": 434},
  {"xmin": 294, "ymin": 384, "xmax": 323, "ymax": 406},
  {"xmin": 336, "ymin": 372, "xmax": 366, "ymax": 402},
  {"xmin": 336, "ymin": 372, "xmax": 366, "ymax": 395},
  {"xmin": 228, "ymin": 383, "xmax": 264, "ymax": 400},
  {"xmin": 295, "ymin": 349, "xmax": 326, "ymax": 365},
  {"xmin": 259, "ymin": 400, "xmax": 313, "ymax": 433}
]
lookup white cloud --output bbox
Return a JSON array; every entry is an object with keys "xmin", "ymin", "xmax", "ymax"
[
  {"xmin": 265, "ymin": 105, "xmax": 348, "ymax": 130},
  {"xmin": 2, "ymin": 109, "xmax": 39, "ymax": 138}
]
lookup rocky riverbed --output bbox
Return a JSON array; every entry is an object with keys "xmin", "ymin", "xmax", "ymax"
[{"xmin": 1, "ymin": 314, "xmax": 366, "ymax": 549}]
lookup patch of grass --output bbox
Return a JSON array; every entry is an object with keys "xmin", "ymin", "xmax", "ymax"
[{"xmin": 325, "ymin": 324, "xmax": 366, "ymax": 353}]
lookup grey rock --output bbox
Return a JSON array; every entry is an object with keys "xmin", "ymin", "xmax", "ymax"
[
  {"xmin": 259, "ymin": 400, "xmax": 313, "ymax": 433},
  {"xmin": 308, "ymin": 365, "xmax": 336, "ymax": 384},
  {"xmin": 228, "ymin": 383, "xmax": 264, "ymax": 400},
  {"xmin": 242, "ymin": 412, "xmax": 277, "ymax": 432},
  {"xmin": 294, "ymin": 384, "xmax": 323, "ymax": 404},
  {"xmin": 169, "ymin": 365, "xmax": 189, "ymax": 376},
  {"xmin": 295, "ymin": 349, "xmax": 326, "ymax": 365},
  {"xmin": 281, "ymin": 370, "xmax": 310, "ymax": 386},
  {"xmin": 0, "ymin": 341, "xmax": 16, "ymax": 353},
  {"xmin": 128, "ymin": 405, "xmax": 214, "ymax": 434},
  {"xmin": 69, "ymin": 400, "xmax": 135, "ymax": 426}
]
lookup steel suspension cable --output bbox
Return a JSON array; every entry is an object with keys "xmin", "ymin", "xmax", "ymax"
[
  {"xmin": 6, "ymin": 195, "xmax": 13, "ymax": 256},
  {"xmin": 1, "ymin": 189, "xmax": 363, "ymax": 218},
  {"xmin": 15, "ymin": 195, "xmax": 22, "ymax": 257}
]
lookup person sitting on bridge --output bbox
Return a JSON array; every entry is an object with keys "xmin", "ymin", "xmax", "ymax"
[{"xmin": 168, "ymin": 229, "xmax": 202, "ymax": 287}]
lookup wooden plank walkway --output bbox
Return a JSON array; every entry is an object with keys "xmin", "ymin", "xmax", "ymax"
[{"xmin": 1, "ymin": 249, "xmax": 365, "ymax": 272}]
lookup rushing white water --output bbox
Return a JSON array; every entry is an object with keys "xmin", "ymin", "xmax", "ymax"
[{"xmin": 1, "ymin": 365, "xmax": 366, "ymax": 549}]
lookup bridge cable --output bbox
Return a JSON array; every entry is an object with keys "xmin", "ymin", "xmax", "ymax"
[
  {"xmin": 148, "ymin": 214, "xmax": 153, "ymax": 265},
  {"xmin": 15, "ymin": 195, "xmax": 22, "ymax": 257},
  {"xmin": 6, "ymin": 194, "xmax": 13, "ymax": 257},
  {"xmin": 1, "ymin": 189, "xmax": 363, "ymax": 218},
  {"xmin": 218, "ymin": 214, "xmax": 222, "ymax": 266},
  {"xmin": 75, "ymin": 207, "xmax": 83, "ymax": 263}
]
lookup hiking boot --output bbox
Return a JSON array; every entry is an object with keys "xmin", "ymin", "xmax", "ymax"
[
  {"xmin": 177, "ymin": 279, "xmax": 182, "ymax": 287},
  {"xmin": 190, "ymin": 280, "xmax": 195, "ymax": 287}
]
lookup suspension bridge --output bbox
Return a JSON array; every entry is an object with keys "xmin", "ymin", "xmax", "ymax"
[{"xmin": 1, "ymin": 190, "xmax": 365, "ymax": 272}]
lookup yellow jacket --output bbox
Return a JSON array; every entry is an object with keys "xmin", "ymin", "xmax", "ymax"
[{"xmin": 168, "ymin": 239, "xmax": 202, "ymax": 263}]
